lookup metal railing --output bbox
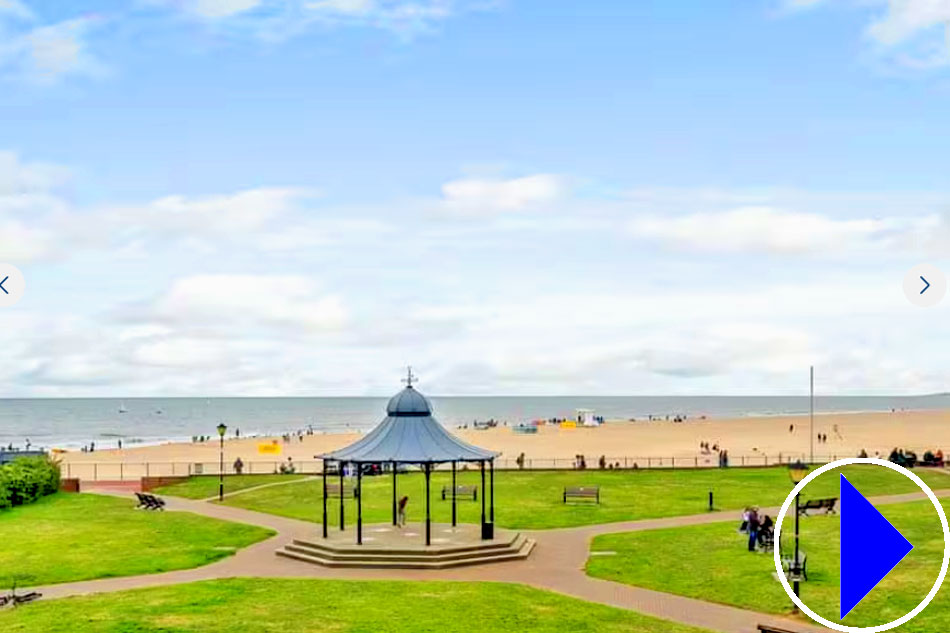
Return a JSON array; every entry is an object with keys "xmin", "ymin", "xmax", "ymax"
[{"xmin": 62, "ymin": 452, "xmax": 863, "ymax": 481}]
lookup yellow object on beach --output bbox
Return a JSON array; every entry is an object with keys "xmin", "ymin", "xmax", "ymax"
[
  {"xmin": 560, "ymin": 421, "xmax": 577, "ymax": 429},
  {"xmin": 258, "ymin": 442, "xmax": 282, "ymax": 455}
]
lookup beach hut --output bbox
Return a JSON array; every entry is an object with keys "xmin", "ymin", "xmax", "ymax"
[{"xmin": 318, "ymin": 371, "xmax": 499, "ymax": 546}]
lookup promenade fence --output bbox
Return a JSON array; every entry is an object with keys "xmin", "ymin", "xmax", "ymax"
[{"xmin": 63, "ymin": 452, "xmax": 865, "ymax": 481}]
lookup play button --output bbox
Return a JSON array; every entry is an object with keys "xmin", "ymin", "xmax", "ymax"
[
  {"xmin": 840, "ymin": 474, "xmax": 914, "ymax": 619},
  {"xmin": 773, "ymin": 458, "xmax": 950, "ymax": 632}
]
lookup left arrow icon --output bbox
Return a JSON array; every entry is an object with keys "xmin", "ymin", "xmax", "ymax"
[{"xmin": 0, "ymin": 264, "xmax": 25, "ymax": 307}]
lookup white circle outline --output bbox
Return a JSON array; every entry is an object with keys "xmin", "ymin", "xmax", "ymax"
[{"xmin": 773, "ymin": 458, "xmax": 950, "ymax": 632}]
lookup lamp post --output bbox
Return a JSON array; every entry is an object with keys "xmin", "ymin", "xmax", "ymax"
[
  {"xmin": 217, "ymin": 422, "xmax": 228, "ymax": 502},
  {"xmin": 788, "ymin": 461, "xmax": 809, "ymax": 602}
]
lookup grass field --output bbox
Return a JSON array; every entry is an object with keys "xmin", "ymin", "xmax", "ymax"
[
  {"xmin": 0, "ymin": 578, "xmax": 713, "ymax": 632},
  {"xmin": 0, "ymin": 494, "xmax": 274, "ymax": 587},
  {"xmin": 587, "ymin": 493, "xmax": 949, "ymax": 630},
  {"xmin": 153, "ymin": 474, "xmax": 308, "ymax": 499},
  {"xmin": 159, "ymin": 465, "xmax": 950, "ymax": 530}
]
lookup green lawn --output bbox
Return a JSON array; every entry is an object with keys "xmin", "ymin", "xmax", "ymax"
[
  {"xmin": 0, "ymin": 494, "xmax": 274, "ymax": 587},
  {"xmin": 588, "ymin": 487, "xmax": 949, "ymax": 630},
  {"xmin": 154, "ymin": 474, "xmax": 309, "ymax": 499},
  {"xmin": 0, "ymin": 578, "xmax": 713, "ymax": 633},
  {"xmin": 214, "ymin": 465, "xmax": 950, "ymax": 530}
]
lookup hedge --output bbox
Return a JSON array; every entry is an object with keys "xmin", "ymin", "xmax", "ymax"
[{"xmin": 0, "ymin": 457, "xmax": 61, "ymax": 510}]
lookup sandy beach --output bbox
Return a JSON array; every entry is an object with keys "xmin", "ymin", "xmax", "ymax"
[{"xmin": 56, "ymin": 409, "xmax": 950, "ymax": 477}]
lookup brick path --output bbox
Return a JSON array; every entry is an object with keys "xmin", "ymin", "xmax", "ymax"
[{"xmin": 26, "ymin": 488, "xmax": 950, "ymax": 633}]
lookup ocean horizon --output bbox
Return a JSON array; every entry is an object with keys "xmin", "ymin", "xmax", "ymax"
[{"xmin": 2, "ymin": 394, "xmax": 948, "ymax": 451}]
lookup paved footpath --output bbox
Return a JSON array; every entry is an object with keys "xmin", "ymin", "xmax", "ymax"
[{"xmin": 25, "ymin": 487, "xmax": 950, "ymax": 633}]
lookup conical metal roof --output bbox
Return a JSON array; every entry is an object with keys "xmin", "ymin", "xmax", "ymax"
[{"xmin": 320, "ymin": 386, "xmax": 497, "ymax": 463}]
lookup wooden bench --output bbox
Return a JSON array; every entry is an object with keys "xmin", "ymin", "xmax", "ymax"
[
  {"xmin": 757, "ymin": 624, "xmax": 806, "ymax": 633},
  {"xmin": 563, "ymin": 486, "xmax": 600, "ymax": 504},
  {"xmin": 325, "ymin": 483, "xmax": 358, "ymax": 498},
  {"xmin": 134, "ymin": 492, "xmax": 166, "ymax": 511},
  {"xmin": 798, "ymin": 497, "xmax": 836, "ymax": 516},
  {"xmin": 441, "ymin": 485, "xmax": 477, "ymax": 501}
]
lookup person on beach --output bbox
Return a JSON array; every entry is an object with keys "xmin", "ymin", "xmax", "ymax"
[
  {"xmin": 233, "ymin": 457, "xmax": 244, "ymax": 475},
  {"xmin": 397, "ymin": 495, "xmax": 409, "ymax": 527}
]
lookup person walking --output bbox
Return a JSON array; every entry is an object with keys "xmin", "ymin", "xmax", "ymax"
[{"xmin": 397, "ymin": 495, "xmax": 409, "ymax": 528}]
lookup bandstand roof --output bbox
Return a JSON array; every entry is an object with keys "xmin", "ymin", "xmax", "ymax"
[{"xmin": 320, "ymin": 385, "xmax": 497, "ymax": 464}]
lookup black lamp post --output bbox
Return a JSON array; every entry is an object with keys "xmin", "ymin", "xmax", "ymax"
[
  {"xmin": 788, "ymin": 461, "xmax": 809, "ymax": 602},
  {"xmin": 217, "ymin": 422, "xmax": 228, "ymax": 502}
]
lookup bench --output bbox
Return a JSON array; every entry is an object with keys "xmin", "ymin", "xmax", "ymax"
[
  {"xmin": 0, "ymin": 582, "xmax": 42, "ymax": 608},
  {"xmin": 757, "ymin": 624, "xmax": 806, "ymax": 633},
  {"xmin": 798, "ymin": 497, "xmax": 836, "ymax": 516},
  {"xmin": 781, "ymin": 551, "xmax": 808, "ymax": 581},
  {"xmin": 441, "ymin": 485, "xmax": 477, "ymax": 501},
  {"xmin": 325, "ymin": 483, "xmax": 358, "ymax": 498},
  {"xmin": 134, "ymin": 492, "xmax": 166, "ymax": 511},
  {"xmin": 563, "ymin": 486, "xmax": 600, "ymax": 504}
]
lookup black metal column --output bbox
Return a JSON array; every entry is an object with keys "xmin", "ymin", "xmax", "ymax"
[
  {"xmin": 339, "ymin": 462, "xmax": 345, "ymax": 531},
  {"xmin": 490, "ymin": 458, "xmax": 495, "ymax": 523},
  {"xmin": 322, "ymin": 460, "xmax": 328, "ymax": 538},
  {"xmin": 392, "ymin": 461, "xmax": 397, "ymax": 526},
  {"xmin": 451, "ymin": 461, "xmax": 457, "ymax": 527},
  {"xmin": 425, "ymin": 463, "xmax": 431, "ymax": 546},
  {"xmin": 357, "ymin": 463, "xmax": 363, "ymax": 545},
  {"xmin": 480, "ymin": 460, "xmax": 486, "ymax": 531}
]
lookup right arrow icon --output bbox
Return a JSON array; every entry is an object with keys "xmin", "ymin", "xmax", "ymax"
[
  {"xmin": 840, "ymin": 474, "xmax": 914, "ymax": 619},
  {"xmin": 921, "ymin": 276, "xmax": 930, "ymax": 295}
]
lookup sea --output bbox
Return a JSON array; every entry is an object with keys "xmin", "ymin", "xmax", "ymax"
[{"xmin": 1, "ymin": 394, "xmax": 949, "ymax": 452}]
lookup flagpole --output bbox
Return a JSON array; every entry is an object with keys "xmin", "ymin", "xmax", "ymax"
[{"xmin": 809, "ymin": 365, "xmax": 814, "ymax": 464}]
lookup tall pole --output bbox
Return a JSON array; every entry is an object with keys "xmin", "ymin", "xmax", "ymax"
[
  {"xmin": 490, "ymin": 458, "xmax": 495, "ymax": 524},
  {"xmin": 218, "ymin": 434, "xmax": 224, "ymax": 502},
  {"xmin": 794, "ymin": 491, "xmax": 801, "ymax": 600},
  {"xmin": 425, "ymin": 463, "xmax": 431, "ymax": 546},
  {"xmin": 810, "ymin": 365, "xmax": 814, "ymax": 464},
  {"xmin": 322, "ymin": 461, "xmax": 328, "ymax": 538},
  {"xmin": 480, "ymin": 460, "xmax": 486, "ymax": 530},
  {"xmin": 451, "ymin": 461, "xmax": 457, "ymax": 527},
  {"xmin": 339, "ymin": 463, "xmax": 345, "ymax": 531},
  {"xmin": 356, "ymin": 463, "xmax": 362, "ymax": 545},
  {"xmin": 392, "ymin": 461, "xmax": 397, "ymax": 526}
]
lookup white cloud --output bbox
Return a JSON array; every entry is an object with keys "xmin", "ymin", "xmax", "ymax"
[
  {"xmin": 307, "ymin": 0, "xmax": 375, "ymax": 14},
  {"xmin": 0, "ymin": 15, "xmax": 106, "ymax": 83},
  {"xmin": 627, "ymin": 206, "xmax": 933, "ymax": 255},
  {"xmin": 148, "ymin": 274, "xmax": 348, "ymax": 332},
  {"xmin": 189, "ymin": 0, "xmax": 264, "ymax": 18},
  {"xmin": 148, "ymin": 0, "xmax": 491, "ymax": 39},
  {"xmin": 784, "ymin": 0, "xmax": 950, "ymax": 68},
  {"xmin": 0, "ymin": 0, "xmax": 32, "ymax": 20},
  {"xmin": 866, "ymin": 0, "xmax": 950, "ymax": 46},
  {"xmin": 0, "ymin": 151, "xmax": 71, "ymax": 195},
  {"xmin": 440, "ymin": 174, "xmax": 566, "ymax": 214}
]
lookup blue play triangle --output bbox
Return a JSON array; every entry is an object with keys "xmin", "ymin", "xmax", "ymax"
[{"xmin": 840, "ymin": 474, "xmax": 914, "ymax": 619}]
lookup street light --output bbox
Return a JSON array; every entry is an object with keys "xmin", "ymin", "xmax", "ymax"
[
  {"xmin": 217, "ymin": 423, "xmax": 228, "ymax": 502},
  {"xmin": 788, "ymin": 461, "xmax": 809, "ymax": 602}
]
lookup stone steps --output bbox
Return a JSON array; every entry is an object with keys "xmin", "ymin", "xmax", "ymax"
[{"xmin": 275, "ymin": 533, "xmax": 535, "ymax": 569}]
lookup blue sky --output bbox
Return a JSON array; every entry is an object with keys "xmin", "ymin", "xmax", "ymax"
[{"xmin": 2, "ymin": 0, "xmax": 950, "ymax": 396}]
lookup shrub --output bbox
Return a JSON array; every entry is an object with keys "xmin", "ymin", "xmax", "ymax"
[{"xmin": 0, "ymin": 457, "xmax": 61, "ymax": 509}]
